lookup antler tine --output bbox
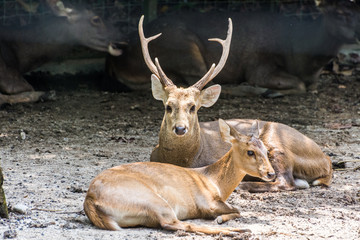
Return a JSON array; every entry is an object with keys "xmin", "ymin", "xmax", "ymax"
[
  {"xmin": 192, "ymin": 63, "xmax": 215, "ymax": 89},
  {"xmin": 138, "ymin": 16, "xmax": 160, "ymax": 76},
  {"xmin": 192, "ymin": 18, "xmax": 233, "ymax": 90},
  {"xmin": 155, "ymin": 58, "xmax": 174, "ymax": 86},
  {"xmin": 138, "ymin": 15, "xmax": 173, "ymax": 87}
]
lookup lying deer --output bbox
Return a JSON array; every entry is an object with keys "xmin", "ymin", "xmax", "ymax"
[
  {"xmin": 106, "ymin": 0, "xmax": 360, "ymax": 96},
  {"xmin": 0, "ymin": 0, "xmax": 122, "ymax": 106},
  {"xmin": 138, "ymin": 15, "xmax": 333, "ymax": 192},
  {"xmin": 84, "ymin": 119, "xmax": 275, "ymax": 234}
]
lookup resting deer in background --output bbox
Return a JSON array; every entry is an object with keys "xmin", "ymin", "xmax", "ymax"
[
  {"xmin": 138, "ymin": 15, "xmax": 333, "ymax": 192},
  {"xmin": 84, "ymin": 119, "xmax": 275, "ymax": 234},
  {"xmin": 107, "ymin": 0, "xmax": 360, "ymax": 96},
  {"xmin": 0, "ymin": 0, "xmax": 122, "ymax": 106}
]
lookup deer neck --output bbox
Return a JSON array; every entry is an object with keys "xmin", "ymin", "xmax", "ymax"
[
  {"xmin": 202, "ymin": 148, "xmax": 246, "ymax": 201},
  {"xmin": 158, "ymin": 120, "xmax": 202, "ymax": 167}
]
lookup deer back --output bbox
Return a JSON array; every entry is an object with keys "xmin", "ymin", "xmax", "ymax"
[{"xmin": 107, "ymin": 0, "xmax": 360, "ymax": 92}]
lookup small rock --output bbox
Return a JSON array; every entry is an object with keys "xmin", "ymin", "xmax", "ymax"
[
  {"xmin": 3, "ymin": 230, "xmax": 17, "ymax": 239},
  {"xmin": 68, "ymin": 186, "xmax": 85, "ymax": 193},
  {"xmin": 29, "ymin": 221, "xmax": 53, "ymax": 228},
  {"xmin": 74, "ymin": 215, "xmax": 90, "ymax": 224},
  {"xmin": 175, "ymin": 230, "xmax": 189, "ymax": 237},
  {"xmin": 20, "ymin": 130, "xmax": 26, "ymax": 140},
  {"xmin": 62, "ymin": 222, "xmax": 77, "ymax": 229},
  {"xmin": 12, "ymin": 203, "xmax": 29, "ymax": 214},
  {"xmin": 130, "ymin": 104, "xmax": 140, "ymax": 110},
  {"xmin": 352, "ymin": 118, "xmax": 360, "ymax": 126}
]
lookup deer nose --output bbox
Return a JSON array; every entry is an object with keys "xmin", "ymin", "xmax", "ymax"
[
  {"xmin": 175, "ymin": 126, "xmax": 187, "ymax": 135},
  {"xmin": 267, "ymin": 172, "xmax": 276, "ymax": 180}
]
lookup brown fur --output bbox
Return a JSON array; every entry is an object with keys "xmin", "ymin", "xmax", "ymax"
[
  {"xmin": 150, "ymin": 80, "xmax": 333, "ymax": 192},
  {"xmin": 141, "ymin": 11, "xmax": 332, "ymax": 193},
  {"xmin": 84, "ymin": 120, "xmax": 275, "ymax": 234}
]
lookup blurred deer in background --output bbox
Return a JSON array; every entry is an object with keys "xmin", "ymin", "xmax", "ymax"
[
  {"xmin": 138, "ymin": 15, "xmax": 333, "ymax": 192},
  {"xmin": 107, "ymin": 0, "xmax": 360, "ymax": 97},
  {"xmin": 0, "ymin": 0, "xmax": 122, "ymax": 106},
  {"xmin": 84, "ymin": 119, "xmax": 275, "ymax": 234}
]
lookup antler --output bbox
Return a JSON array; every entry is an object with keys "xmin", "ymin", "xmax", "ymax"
[
  {"xmin": 16, "ymin": 0, "xmax": 39, "ymax": 14},
  {"xmin": 46, "ymin": 0, "xmax": 73, "ymax": 17},
  {"xmin": 138, "ymin": 15, "xmax": 174, "ymax": 87},
  {"xmin": 192, "ymin": 18, "xmax": 233, "ymax": 90}
]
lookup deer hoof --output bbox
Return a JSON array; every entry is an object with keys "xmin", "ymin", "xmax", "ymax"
[{"xmin": 215, "ymin": 216, "xmax": 223, "ymax": 224}]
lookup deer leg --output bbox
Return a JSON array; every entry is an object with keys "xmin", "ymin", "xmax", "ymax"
[
  {"xmin": 0, "ymin": 63, "xmax": 34, "ymax": 95},
  {"xmin": 0, "ymin": 47, "xmax": 33, "ymax": 94},
  {"xmin": 161, "ymin": 200, "xmax": 249, "ymax": 235},
  {"xmin": 0, "ymin": 91, "xmax": 55, "ymax": 106},
  {"xmin": 311, "ymin": 170, "xmax": 333, "ymax": 187},
  {"xmin": 221, "ymin": 84, "xmax": 270, "ymax": 97},
  {"xmin": 222, "ymin": 71, "xmax": 307, "ymax": 97},
  {"xmin": 158, "ymin": 199, "xmax": 249, "ymax": 235},
  {"xmin": 245, "ymin": 65, "xmax": 307, "ymax": 97},
  {"xmin": 260, "ymin": 72, "xmax": 306, "ymax": 97},
  {"xmin": 215, "ymin": 213, "xmax": 241, "ymax": 224},
  {"xmin": 162, "ymin": 220, "xmax": 250, "ymax": 236},
  {"xmin": 211, "ymin": 201, "xmax": 241, "ymax": 224}
]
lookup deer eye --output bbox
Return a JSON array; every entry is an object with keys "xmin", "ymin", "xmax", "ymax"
[
  {"xmin": 247, "ymin": 150, "xmax": 254, "ymax": 156},
  {"xmin": 189, "ymin": 105, "xmax": 195, "ymax": 113},
  {"xmin": 91, "ymin": 16, "xmax": 102, "ymax": 26},
  {"xmin": 166, "ymin": 105, "xmax": 172, "ymax": 113}
]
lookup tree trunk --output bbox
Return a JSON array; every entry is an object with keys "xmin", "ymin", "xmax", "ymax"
[{"xmin": 0, "ymin": 166, "xmax": 8, "ymax": 218}]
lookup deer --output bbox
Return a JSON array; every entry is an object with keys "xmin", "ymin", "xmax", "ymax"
[
  {"xmin": 0, "ymin": 0, "xmax": 122, "ymax": 106},
  {"xmin": 137, "ymin": 15, "xmax": 333, "ymax": 192},
  {"xmin": 84, "ymin": 119, "xmax": 275, "ymax": 235},
  {"xmin": 106, "ymin": 0, "xmax": 360, "ymax": 97}
]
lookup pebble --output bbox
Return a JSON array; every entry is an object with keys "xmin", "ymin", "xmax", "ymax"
[
  {"xmin": 12, "ymin": 204, "xmax": 29, "ymax": 215},
  {"xmin": 62, "ymin": 222, "xmax": 77, "ymax": 229},
  {"xmin": 352, "ymin": 118, "xmax": 360, "ymax": 126},
  {"xmin": 3, "ymin": 230, "xmax": 17, "ymax": 239},
  {"xmin": 74, "ymin": 215, "xmax": 91, "ymax": 225},
  {"xmin": 20, "ymin": 131, "xmax": 26, "ymax": 140}
]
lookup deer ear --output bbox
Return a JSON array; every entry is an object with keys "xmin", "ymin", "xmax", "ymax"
[
  {"xmin": 250, "ymin": 120, "xmax": 260, "ymax": 138},
  {"xmin": 218, "ymin": 119, "xmax": 235, "ymax": 144},
  {"xmin": 151, "ymin": 75, "xmax": 166, "ymax": 102},
  {"xmin": 201, "ymin": 84, "xmax": 221, "ymax": 108}
]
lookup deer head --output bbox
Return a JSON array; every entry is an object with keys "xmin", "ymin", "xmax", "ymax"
[
  {"xmin": 219, "ymin": 119, "xmax": 275, "ymax": 181},
  {"xmin": 46, "ymin": 0, "xmax": 122, "ymax": 56},
  {"xmin": 139, "ymin": 15, "xmax": 232, "ymax": 136},
  {"xmin": 316, "ymin": 0, "xmax": 360, "ymax": 43}
]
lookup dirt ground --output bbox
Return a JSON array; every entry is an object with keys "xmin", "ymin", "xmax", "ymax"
[{"xmin": 0, "ymin": 69, "xmax": 359, "ymax": 240}]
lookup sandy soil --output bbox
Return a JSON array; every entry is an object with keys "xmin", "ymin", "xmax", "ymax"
[{"xmin": 0, "ymin": 71, "xmax": 359, "ymax": 240}]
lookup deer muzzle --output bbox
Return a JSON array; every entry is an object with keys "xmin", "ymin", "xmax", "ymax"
[
  {"xmin": 258, "ymin": 162, "xmax": 276, "ymax": 182},
  {"xmin": 266, "ymin": 172, "xmax": 276, "ymax": 181},
  {"xmin": 174, "ymin": 126, "xmax": 187, "ymax": 136}
]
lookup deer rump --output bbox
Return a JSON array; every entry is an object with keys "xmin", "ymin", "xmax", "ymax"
[{"xmin": 109, "ymin": 3, "xmax": 360, "ymax": 95}]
